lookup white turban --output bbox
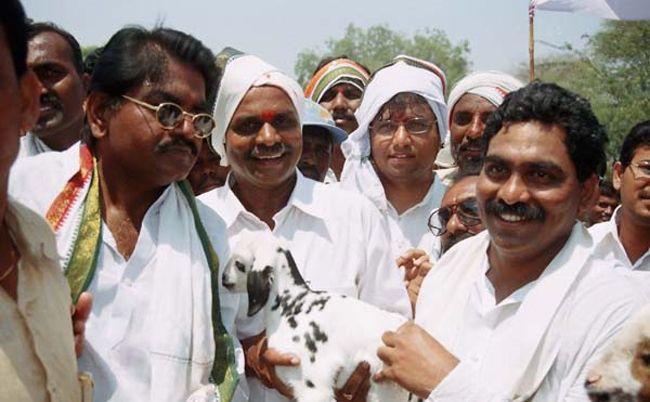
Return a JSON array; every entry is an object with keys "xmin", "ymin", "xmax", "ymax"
[
  {"xmin": 436, "ymin": 71, "xmax": 524, "ymax": 168},
  {"xmin": 210, "ymin": 54, "xmax": 305, "ymax": 167},
  {"xmin": 340, "ymin": 59, "xmax": 448, "ymax": 213}
]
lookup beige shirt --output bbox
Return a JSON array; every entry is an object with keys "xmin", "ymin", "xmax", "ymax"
[{"xmin": 0, "ymin": 199, "xmax": 83, "ymax": 402}]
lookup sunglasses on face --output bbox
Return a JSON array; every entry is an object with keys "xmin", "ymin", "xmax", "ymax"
[
  {"xmin": 122, "ymin": 95, "xmax": 216, "ymax": 139},
  {"xmin": 369, "ymin": 117, "xmax": 436, "ymax": 137},
  {"xmin": 428, "ymin": 198, "xmax": 482, "ymax": 236}
]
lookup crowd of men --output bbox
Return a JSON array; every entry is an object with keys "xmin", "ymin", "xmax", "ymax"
[{"xmin": 1, "ymin": 0, "xmax": 649, "ymax": 401}]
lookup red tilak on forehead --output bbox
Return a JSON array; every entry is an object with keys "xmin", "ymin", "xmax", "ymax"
[{"xmin": 260, "ymin": 109, "xmax": 278, "ymax": 123}]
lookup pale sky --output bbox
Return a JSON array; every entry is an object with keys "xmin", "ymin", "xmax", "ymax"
[{"xmin": 23, "ymin": 0, "xmax": 604, "ymax": 78}]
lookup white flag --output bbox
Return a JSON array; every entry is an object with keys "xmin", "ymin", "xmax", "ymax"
[{"xmin": 530, "ymin": 0, "xmax": 650, "ymax": 20}]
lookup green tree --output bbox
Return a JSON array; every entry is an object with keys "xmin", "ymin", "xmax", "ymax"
[
  {"xmin": 81, "ymin": 45, "xmax": 99, "ymax": 60},
  {"xmin": 529, "ymin": 21, "xmax": 650, "ymax": 160},
  {"xmin": 294, "ymin": 24, "xmax": 471, "ymax": 88}
]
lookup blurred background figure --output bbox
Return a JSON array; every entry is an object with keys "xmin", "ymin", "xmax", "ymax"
[
  {"xmin": 187, "ymin": 138, "xmax": 230, "ymax": 195},
  {"xmin": 298, "ymin": 99, "xmax": 347, "ymax": 183},
  {"xmin": 19, "ymin": 21, "xmax": 87, "ymax": 158},
  {"xmin": 583, "ymin": 178, "xmax": 619, "ymax": 226},
  {"xmin": 305, "ymin": 56, "xmax": 370, "ymax": 180}
]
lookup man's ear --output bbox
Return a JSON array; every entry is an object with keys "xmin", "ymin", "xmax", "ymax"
[
  {"xmin": 612, "ymin": 161, "xmax": 623, "ymax": 191},
  {"xmin": 85, "ymin": 92, "xmax": 115, "ymax": 140},
  {"xmin": 577, "ymin": 174, "xmax": 599, "ymax": 217},
  {"xmin": 18, "ymin": 70, "xmax": 40, "ymax": 134}
]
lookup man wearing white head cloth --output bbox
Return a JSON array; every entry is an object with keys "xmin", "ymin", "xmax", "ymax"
[
  {"xmin": 435, "ymin": 71, "xmax": 524, "ymax": 181},
  {"xmin": 198, "ymin": 53, "xmax": 411, "ymax": 402},
  {"xmin": 340, "ymin": 56, "xmax": 449, "ymax": 271}
]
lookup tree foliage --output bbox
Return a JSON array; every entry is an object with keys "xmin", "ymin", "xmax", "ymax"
[
  {"xmin": 529, "ymin": 21, "xmax": 650, "ymax": 160},
  {"xmin": 294, "ymin": 24, "xmax": 471, "ymax": 88}
]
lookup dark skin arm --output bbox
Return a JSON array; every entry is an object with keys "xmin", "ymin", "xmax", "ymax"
[
  {"xmin": 243, "ymin": 332, "xmax": 371, "ymax": 401},
  {"xmin": 375, "ymin": 322, "xmax": 459, "ymax": 399}
]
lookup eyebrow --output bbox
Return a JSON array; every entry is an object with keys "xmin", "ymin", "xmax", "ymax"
[
  {"xmin": 144, "ymin": 89, "xmax": 210, "ymax": 113},
  {"xmin": 484, "ymin": 155, "xmax": 564, "ymax": 172}
]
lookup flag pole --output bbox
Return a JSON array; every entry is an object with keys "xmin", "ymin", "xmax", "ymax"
[{"xmin": 529, "ymin": 9, "xmax": 535, "ymax": 81}]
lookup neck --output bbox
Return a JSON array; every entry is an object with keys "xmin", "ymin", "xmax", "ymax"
[
  {"xmin": 97, "ymin": 156, "xmax": 165, "ymax": 235},
  {"xmin": 377, "ymin": 170, "xmax": 434, "ymax": 215},
  {"xmin": 618, "ymin": 208, "xmax": 650, "ymax": 265},
  {"xmin": 487, "ymin": 231, "xmax": 571, "ymax": 304},
  {"xmin": 231, "ymin": 173, "xmax": 297, "ymax": 230},
  {"xmin": 38, "ymin": 118, "xmax": 83, "ymax": 152}
]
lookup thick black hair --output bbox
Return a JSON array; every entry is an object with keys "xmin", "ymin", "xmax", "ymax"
[
  {"xmin": 482, "ymin": 81, "xmax": 607, "ymax": 183},
  {"xmin": 0, "ymin": 0, "xmax": 29, "ymax": 77},
  {"xmin": 90, "ymin": 26, "xmax": 217, "ymax": 105},
  {"xmin": 619, "ymin": 120, "xmax": 650, "ymax": 167},
  {"xmin": 313, "ymin": 55, "xmax": 371, "ymax": 76},
  {"xmin": 27, "ymin": 22, "xmax": 83, "ymax": 74}
]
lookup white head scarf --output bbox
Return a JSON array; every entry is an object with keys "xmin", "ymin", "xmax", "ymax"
[
  {"xmin": 210, "ymin": 54, "xmax": 304, "ymax": 167},
  {"xmin": 340, "ymin": 60, "xmax": 448, "ymax": 212},
  {"xmin": 436, "ymin": 71, "xmax": 524, "ymax": 168}
]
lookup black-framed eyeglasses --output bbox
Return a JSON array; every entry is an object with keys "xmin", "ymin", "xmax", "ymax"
[
  {"xmin": 122, "ymin": 95, "xmax": 215, "ymax": 139},
  {"xmin": 428, "ymin": 198, "xmax": 482, "ymax": 236},
  {"xmin": 628, "ymin": 161, "xmax": 650, "ymax": 181},
  {"xmin": 369, "ymin": 117, "xmax": 436, "ymax": 137}
]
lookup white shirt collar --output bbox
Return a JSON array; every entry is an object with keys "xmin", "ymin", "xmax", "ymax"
[{"xmin": 216, "ymin": 169, "xmax": 327, "ymax": 228}]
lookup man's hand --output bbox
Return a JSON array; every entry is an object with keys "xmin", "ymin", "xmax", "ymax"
[
  {"xmin": 334, "ymin": 361, "xmax": 371, "ymax": 402},
  {"xmin": 374, "ymin": 322, "xmax": 458, "ymax": 399},
  {"xmin": 71, "ymin": 292, "xmax": 93, "ymax": 358},
  {"xmin": 242, "ymin": 332, "xmax": 299, "ymax": 398},
  {"xmin": 397, "ymin": 249, "xmax": 433, "ymax": 312}
]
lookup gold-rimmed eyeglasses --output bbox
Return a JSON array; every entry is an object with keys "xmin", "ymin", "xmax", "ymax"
[{"xmin": 122, "ymin": 95, "xmax": 215, "ymax": 139}]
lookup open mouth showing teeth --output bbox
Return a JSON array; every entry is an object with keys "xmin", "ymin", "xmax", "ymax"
[
  {"xmin": 498, "ymin": 213, "xmax": 527, "ymax": 223},
  {"xmin": 255, "ymin": 154, "xmax": 284, "ymax": 160}
]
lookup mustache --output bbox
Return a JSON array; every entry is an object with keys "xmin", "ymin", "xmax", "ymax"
[
  {"xmin": 250, "ymin": 143, "xmax": 288, "ymax": 159},
  {"xmin": 458, "ymin": 137, "xmax": 483, "ymax": 155},
  {"xmin": 485, "ymin": 199, "xmax": 546, "ymax": 222},
  {"xmin": 155, "ymin": 137, "xmax": 198, "ymax": 155},
  {"xmin": 331, "ymin": 109, "xmax": 355, "ymax": 121},
  {"xmin": 40, "ymin": 92, "xmax": 63, "ymax": 110}
]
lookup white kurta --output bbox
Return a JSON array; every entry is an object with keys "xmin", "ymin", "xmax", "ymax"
[
  {"xmin": 415, "ymin": 223, "xmax": 647, "ymax": 401},
  {"xmin": 340, "ymin": 166, "xmax": 446, "ymax": 259},
  {"xmin": 17, "ymin": 132, "xmax": 53, "ymax": 158},
  {"xmin": 590, "ymin": 207, "xmax": 650, "ymax": 271},
  {"xmin": 9, "ymin": 146, "xmax": 248, "ymax": 402},
  {"xmin": 199, "ymin": 171, "xmax": 412, "ymax": 402}
]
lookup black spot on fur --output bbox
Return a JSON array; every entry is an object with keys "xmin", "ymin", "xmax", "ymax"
[
  {"xmin": 288, "ymin": 316, "xmax": 298, "ymax": 329},
  {"xmin": 306, "ymin": 380, "xmax": 315, "ymax": 388},
  {"xmin": 235, "ymin": 261, "xmax": 246, "ymax": 273},
  {"xmin": 309, "ymin": 321, "xmax": 328, "ymax": 343},
  {"xmin": 271, "ymin": 295, "xmax": 281, "ymax": 311},
  {"xmin": 304, "ymin": 332, "xmax": 317, "ymax": 354},
  {"xmin": 292, "ymin": 335, "xmax": 300, "ymax": 343},
  {"xmin": 306, "ymin": 297, "xmax": 329, "ymax": 314}
]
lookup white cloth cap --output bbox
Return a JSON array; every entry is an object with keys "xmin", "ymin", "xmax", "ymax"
[
  {"xmin": 210, "ymin": 54, "xmax": 304, "ymax": 167},
  {"xmin": 341, "ymin": 60, "xmax": 448, "ymax": 160},
  {"xmin": 435, "ymin": 70, "xmax": 524, "ymax": 168}
]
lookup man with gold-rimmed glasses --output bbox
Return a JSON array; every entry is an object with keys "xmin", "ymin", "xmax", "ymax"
[{"xmin": 10, "ymin": 26, "xmax": 248, "ymax": 402}]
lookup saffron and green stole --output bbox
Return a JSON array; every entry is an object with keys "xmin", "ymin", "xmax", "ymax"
[{"xmin": 45, "ymin": 145, "xmax": 239, "ymax": 401}]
